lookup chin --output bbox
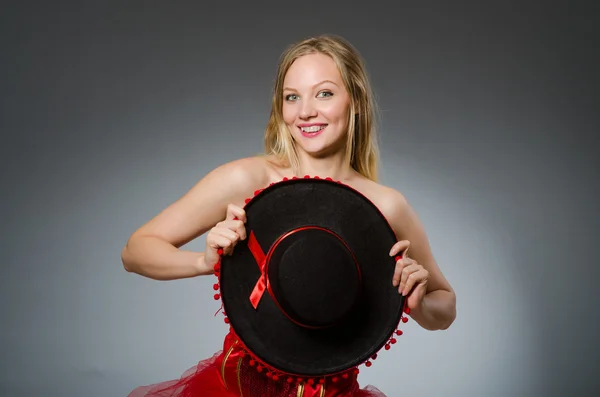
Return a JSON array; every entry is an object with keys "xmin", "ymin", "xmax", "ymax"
[{"xmin": 296, "ymin": 140, "xmax": 344, "ymax": 159}]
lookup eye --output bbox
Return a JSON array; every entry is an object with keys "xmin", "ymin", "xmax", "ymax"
[
  {"xmin": 285, "ymin": 94, "xmax": 299, "ymax": 101},
  {"xmin": 317, "ymin": 91, "xmax": 333, "ymax": 98}
]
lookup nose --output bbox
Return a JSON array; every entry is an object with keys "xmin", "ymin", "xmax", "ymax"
[{"xmin": 299, "ymin": 99, "xmax": 317, "ymax": 119}]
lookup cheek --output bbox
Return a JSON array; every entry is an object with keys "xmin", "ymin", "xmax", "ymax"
[
  {"xmin": 282, "ymin": 104, "xmax": 296, "ymax": 125},
  {"xmin": 323, "ymin": 102, "xmax": 350, "ymax": 124}
]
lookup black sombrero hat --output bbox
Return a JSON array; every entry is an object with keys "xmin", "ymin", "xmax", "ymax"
[{"xmin": 212, "ymin": 176, "xmax": 410, "ymax": 383}]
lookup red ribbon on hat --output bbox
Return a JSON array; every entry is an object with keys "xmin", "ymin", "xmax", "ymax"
[{"xmin": 248, "ymin": 231, "xmax": 267, "ymax": 309}]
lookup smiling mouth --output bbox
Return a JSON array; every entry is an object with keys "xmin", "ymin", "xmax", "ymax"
[{"xmin": 299, "ymin": 125, "xmax": 327, "ymax": 134}]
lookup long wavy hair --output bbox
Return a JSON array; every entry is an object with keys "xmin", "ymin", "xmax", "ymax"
[{"xmin": 263, "ymin": 35, "xmax": 380, "ymax": 181}]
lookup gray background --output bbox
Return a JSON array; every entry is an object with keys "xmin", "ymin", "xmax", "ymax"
[{"xmin": 2, "ymin": 2, "xmax": 598, "ymax": 396}]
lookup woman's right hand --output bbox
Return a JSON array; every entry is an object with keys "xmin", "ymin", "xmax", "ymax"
[{"xmin": 204, "ymin": 204, "xmax": 247, "ymax": 271}]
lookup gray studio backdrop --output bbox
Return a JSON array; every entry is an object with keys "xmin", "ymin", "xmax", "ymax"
[{"xmin": 2, "ymin": 2, "xmax": 598, "ymax": 397}]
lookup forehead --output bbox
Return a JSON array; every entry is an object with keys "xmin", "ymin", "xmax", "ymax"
[{"xmin": 283, "ymin": 52, "xmax": 343, "ymax": 88}]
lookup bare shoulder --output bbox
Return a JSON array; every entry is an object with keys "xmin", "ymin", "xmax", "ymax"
[
  {"xmin": 131, "ymin": 156, "xmax": 271, "ymax": 247},
  {"xmin": 201, "ymin": 156, "xmax": 272, "ymax": 200},
  {"xmin": 347, "ymin": 177, "xmax": 410, "ymax": 235}
]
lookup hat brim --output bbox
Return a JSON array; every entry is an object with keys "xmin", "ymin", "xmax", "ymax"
[{"xmin": 219, "ymin": 178, "xmax": 405, "ymax": 377}]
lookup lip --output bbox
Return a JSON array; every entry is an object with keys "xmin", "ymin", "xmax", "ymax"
[
  {"xmin": 298, "ymin": 124, "xmax": 327, "ymax": 138},
  {"xmin": 298, "ymin": 123, "xmax": 327, "ymax": 127}
]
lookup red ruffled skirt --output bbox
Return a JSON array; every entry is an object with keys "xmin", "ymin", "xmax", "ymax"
[{"xmin": 128, "ymin": 330, "xmax": 387, "ymax": 397}]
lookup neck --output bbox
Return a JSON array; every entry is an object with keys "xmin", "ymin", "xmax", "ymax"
[{"xmin": 294, "ymin": 150, "xmax": 354, "ymax": 182}]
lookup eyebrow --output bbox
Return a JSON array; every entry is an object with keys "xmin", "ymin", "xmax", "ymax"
[{"xmin": 283, "ymin": 80, "xmax": 339, "ymax": 92}]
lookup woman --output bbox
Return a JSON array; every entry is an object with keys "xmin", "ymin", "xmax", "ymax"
[{"xmin": 122, "ymin": 34, "xmax": 456, "ymax": 396}]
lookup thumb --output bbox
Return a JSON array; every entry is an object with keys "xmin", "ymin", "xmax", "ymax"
[{"xmin": 389, "ymin": 240, "xmax": 410, "ymax": 257}]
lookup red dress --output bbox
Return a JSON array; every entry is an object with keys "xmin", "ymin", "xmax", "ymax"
[{"xmin": 127, "ymin": 328, "xmax": 387, "ymax": 397}]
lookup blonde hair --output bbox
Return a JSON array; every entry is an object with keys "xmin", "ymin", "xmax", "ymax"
[{"xmin": 264, "ymin": 34, "xmax": 380, "ymax": 181}]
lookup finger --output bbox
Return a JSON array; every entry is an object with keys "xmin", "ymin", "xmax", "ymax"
[
  {"xmin": 407, "ymin": 282, "xmax": 428, "ymax": 309},
  {"xmin": 226, "ymin": 204, "xmax": 247, "ymax": 222},
  {"xmin": 392, "ymin": 257, "xmax": 413, "ymax": 287},
  {"xmin": 218, "ymin": 220, "xmax": 247, "ymax": 240},
  {"xmin": 389, "ymin": 240, "xmax": 410, "ymax": 257},
  {"xmin": 212, "ymin": 227, "xmax": 240, "ymax": 243},
  {"xmin": 208, "ymin": 233, "xmax": 234, "ymax": 252},
  {"xmin": 399, "ymin": 262, "xmax": 420, "ymax": 293},
  {"xmin": 401, "ymin": 268, "xmax": 428, "ymax": 296},
  {"xmin": 209, "ymin": 229, "xmax": 240, "ymax": 255},
  {"xmin": 231, "ymin": 220, "xmax": 247, "ymax": 240}
]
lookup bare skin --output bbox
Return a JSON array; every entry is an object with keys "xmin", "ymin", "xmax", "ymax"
[
  {"xmin": 122, "ymin": 156, "xmax": 456, "ymax": 330},
  {"xmin": 122, "ymin": 52, "xmax": 456, "ymax": 331}
]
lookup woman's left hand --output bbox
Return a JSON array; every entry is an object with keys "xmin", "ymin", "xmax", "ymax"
[{"xmin": 390, "ymin": 240, "xmax": 429, "ymax": 309}]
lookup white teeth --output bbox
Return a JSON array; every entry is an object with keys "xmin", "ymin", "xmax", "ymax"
[{"xmin": 300, "ymin": 125, "xmax": 326, "ymax": 133}]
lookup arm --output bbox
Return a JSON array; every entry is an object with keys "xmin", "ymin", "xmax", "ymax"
[
  {"xmin": 121, "ymin": 157, "xmax": 265, "ymax": 281},
  {"xmin": 387, "ymin": 192, "xmax": 457, "ymax": 331}
]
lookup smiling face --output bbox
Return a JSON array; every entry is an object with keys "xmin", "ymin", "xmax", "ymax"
[{"xmin": 282, "ymin": 52, "xmax": 352, "ymax": 158}]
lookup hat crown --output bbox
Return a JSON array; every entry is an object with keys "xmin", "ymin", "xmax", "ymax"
[{"xmin": 267, "ymin": 227, "xmax": 361, "ymax": 329}]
